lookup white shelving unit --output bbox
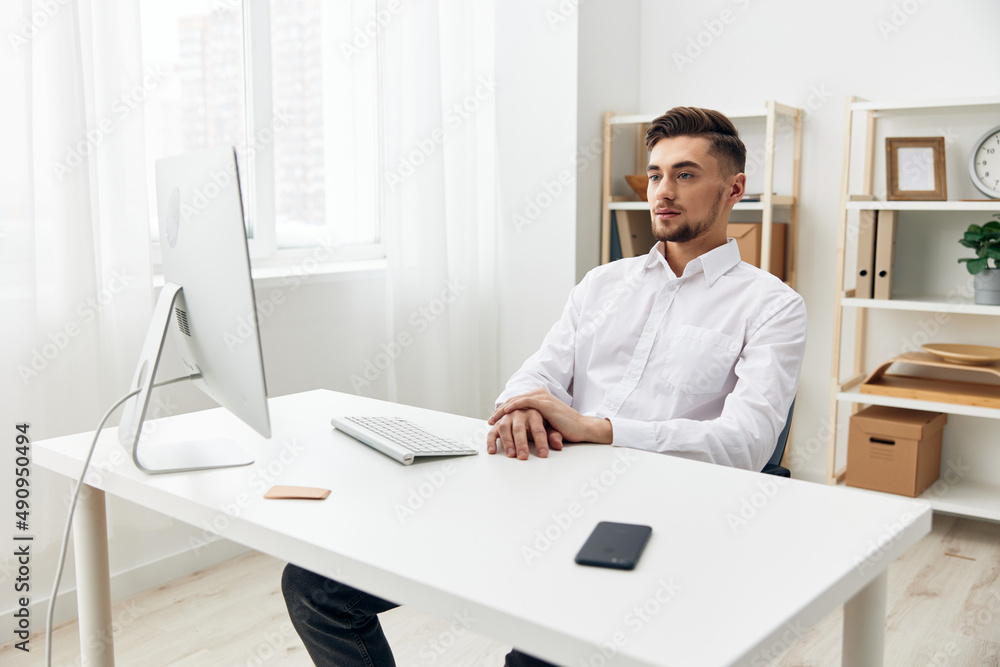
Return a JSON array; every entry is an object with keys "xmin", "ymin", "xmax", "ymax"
[
  {"xmin": 849, "ymin": 95, "xmax": 1000, "ymax": 112},
  {"xmin": 845, "ymin": 200, "xmax": 1000, "ymax": 212},
  {"xmin": 839, "ymin": 479, "xmax": 1000, "ymax": 524},
  {"xmin": 827, "ymin": 95, "xmax": 1000, "ymax": 522},
  {"xmin": 599, "ymin": 102, "xmax": 802, "ymax": 287},
  {"xmin": 835, "ymin": 388, "xmax": 1000, "ymax": 421},
  {"xmin": 840, "ymin": 296, "xmax": 1000, "ymax": 316}
]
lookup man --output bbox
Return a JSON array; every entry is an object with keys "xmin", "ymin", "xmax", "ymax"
[
  {"xmin": 487, "ymin": 106, "xmax": 805, "ymax": 473},
  {"xmin": 282, "ymin": 107, "xmax": 806, "ymax": 666}
]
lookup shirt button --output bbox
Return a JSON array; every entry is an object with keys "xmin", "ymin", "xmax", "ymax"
[
  {"xmin": 605, "ymin": 401, "xmax": 613, "ymax": 409},
  {"xmin": 646, "ymin": 326, "xmax": 654, "ymax": 333},
  {"xmin": 629, "ymin": 371, "xmax": 637, "ymax": 378}
]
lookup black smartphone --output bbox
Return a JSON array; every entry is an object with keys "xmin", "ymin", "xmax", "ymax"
[{"xmin": 574, "ymin": 521, "xmax": 652, "ymax": 570}]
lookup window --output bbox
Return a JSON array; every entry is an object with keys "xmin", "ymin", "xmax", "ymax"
[{"xmin": 140, "ymin": 0, "xmax": 382, "ymax": 264}]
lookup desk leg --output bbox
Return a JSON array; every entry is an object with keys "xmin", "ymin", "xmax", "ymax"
[
  {"xmin": 73, "ymin": 486, "xmax": 115, "ymax": 667},
  {"xmin": 842, "ymin": 570, "xmax": 887, "ymax": 667}
]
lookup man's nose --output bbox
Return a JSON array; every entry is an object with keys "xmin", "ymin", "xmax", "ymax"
[{"xmin": 653, "ymin": 178, "xmax": 674, "ymax": 201}]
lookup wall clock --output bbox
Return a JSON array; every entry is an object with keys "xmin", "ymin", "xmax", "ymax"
[{"xmin": 970, "ymin": 124, "xmax": 1000, "ymax": 199}]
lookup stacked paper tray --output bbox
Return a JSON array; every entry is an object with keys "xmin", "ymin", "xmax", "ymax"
[{"xmin": 860, "ymin": 352, "xmax": 1000, "ymax": 410}]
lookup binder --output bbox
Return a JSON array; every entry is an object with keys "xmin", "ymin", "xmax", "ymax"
[
  {"xmin": 616, "ymin": 209, "xmax": 655, "ymax": 258},
  {"xmin": 855, "ymin": 210, "xmax": 877, "ymax": 299},
  {"xmin": 873, "ymin": 210, "xmax": 897, "ymax": 300},
  {"xmin": 609, "ymin": 211, "xmax": 623, "ymax": 262}
]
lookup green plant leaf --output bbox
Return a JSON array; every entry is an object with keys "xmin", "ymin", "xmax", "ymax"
[
  {"xmin": 967, "ymin": 224, "xmax": 983, "ymax": 234},
  {"xmin": 959, "ymin": 239, "xmax": 978, "ymax": 249},
  {"xmin": 983, "ymin": 220, "xmax": 1000, "ymax": 232},
  {"xmin": 987, "ymin": 246, "xmax": 1000, "ymax": 261},
  {"xmin": 964, "ymin": 231, "xmax": 984, "ymax": 244},
  {"xmin": 967, "ymin": 257, "xmax": 989, "ymax": 274}
]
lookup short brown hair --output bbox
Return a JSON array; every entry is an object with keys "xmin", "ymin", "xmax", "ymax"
[{"xmin": 645, "ymin": 107, "xmax": 746, "ymax": 176}]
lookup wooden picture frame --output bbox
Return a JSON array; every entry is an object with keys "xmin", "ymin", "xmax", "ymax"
[{"xmin": 885, "ymin": 137, "xmax": 947, "ymax": 201}]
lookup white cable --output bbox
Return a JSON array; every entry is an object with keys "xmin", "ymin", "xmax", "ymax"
[{"xmin": 45, "ymin": 374, "xmax": 198, "ymax": 667}]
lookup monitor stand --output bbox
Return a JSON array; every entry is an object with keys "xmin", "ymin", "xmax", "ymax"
[{"xmin": 118, "ymin": 283, "xmax": 254, "ymax": 474}]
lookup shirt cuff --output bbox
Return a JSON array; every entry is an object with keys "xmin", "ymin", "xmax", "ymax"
[
  {"xmin": 608, "ymin": 417, "xmax": 658, "ymax": 452},
  {"xmin": 495, "ymin": 384, "xmax": 540, "ymax": 408}
]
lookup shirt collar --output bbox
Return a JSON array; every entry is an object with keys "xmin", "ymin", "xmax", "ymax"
[{"xmin": 643, "ymin": 238, "xmax": 742, "ymax": 287}]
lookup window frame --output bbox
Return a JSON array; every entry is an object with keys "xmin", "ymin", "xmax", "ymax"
[{"xmin": 150, "ymin": 0, "xmax": 385, "ymax": 273}]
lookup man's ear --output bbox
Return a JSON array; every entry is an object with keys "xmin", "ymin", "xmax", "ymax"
[{"xmin": 728, "ymin": 173, "xmax": 747, "ymax": 203}]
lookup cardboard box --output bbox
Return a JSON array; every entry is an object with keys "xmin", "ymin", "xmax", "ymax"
[
  {"xmin": 846, "ymin": 405, "xmax": 947, "ymax": 497},
  {"xmin": 727, "ymin": 222, "xmax": 787, "ymax": 281}
]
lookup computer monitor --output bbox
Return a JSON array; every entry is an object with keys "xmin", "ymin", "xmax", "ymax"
[{"xmin": 118, "ymin": 147, "xmax": 271, "ymax": 474}]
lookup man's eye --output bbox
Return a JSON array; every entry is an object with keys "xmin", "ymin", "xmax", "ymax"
[
  {"xmin": 678, "ymin": 173, "xmax": 692, "ymax": 180},
  {"xmin": 648, "ymin": 174, "xmax": 660, "ymax": 182}
]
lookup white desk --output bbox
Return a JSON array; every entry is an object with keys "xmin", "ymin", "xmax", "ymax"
[{"xmin": 36, "ymin": 389, "xmax": 931, "ymax": 666}]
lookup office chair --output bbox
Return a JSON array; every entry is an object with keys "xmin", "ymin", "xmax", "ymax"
[{"xmin": 761, "ymin": 399, "xmax": 795, "ymax": 478}]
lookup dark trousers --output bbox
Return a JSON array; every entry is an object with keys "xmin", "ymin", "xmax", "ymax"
[{"xmin": 282, "ymin": 563, "xmax": 555, "ymax": 666}]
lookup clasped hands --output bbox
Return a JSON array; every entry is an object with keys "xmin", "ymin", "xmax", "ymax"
[{"xmin": 485, "ymin": 388, "xmax": 613, "ymax": 460}]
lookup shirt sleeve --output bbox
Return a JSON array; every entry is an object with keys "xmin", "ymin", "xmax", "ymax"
[
  {"xmin": 609, "ymin": 292, "xmax": 807, "ymax": 472},
  {"xmin": 494, "ymin": 278, "xmax": 587, "ymax": 408}
]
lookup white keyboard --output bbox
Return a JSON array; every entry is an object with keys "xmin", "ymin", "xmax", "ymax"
[{"xmin": 331, "ymin": 416, "xmax": 478, "ymax": 465}]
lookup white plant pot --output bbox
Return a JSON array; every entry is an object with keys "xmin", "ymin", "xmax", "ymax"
[{"xmin": 974, "ymin": 268, "xmax": 1000, "ymax": 306}]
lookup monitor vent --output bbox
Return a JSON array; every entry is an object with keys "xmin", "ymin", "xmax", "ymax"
[{"xmin": 174, "ymin": 307, "xmax": 191, "ymax": 336}]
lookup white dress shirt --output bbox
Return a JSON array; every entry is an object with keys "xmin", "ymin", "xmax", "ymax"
[{"xmin": 497, "ymin": 239, "xmax": 807, "ymax": 472}]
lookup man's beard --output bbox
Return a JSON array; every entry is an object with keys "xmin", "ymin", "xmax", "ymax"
[{"xmin": 651, "ymin": 187, "xmax": 726, "ymax": 244}]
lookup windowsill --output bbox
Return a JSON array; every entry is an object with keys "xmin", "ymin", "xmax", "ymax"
[{"xmin": 152, "ymin": 258, "xmax": 387, "ymax": 290}]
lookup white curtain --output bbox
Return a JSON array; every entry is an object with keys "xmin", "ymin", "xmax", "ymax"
[
  {"xmin": 380, "ymin": 0, "xmax": 499, "ymax": 418},
  {"xmin": 1, "ymin": 0, "xmax": 153, "ymax": 619},
  {"xmin": 2, "ymin": 0, "xmax": 153, "ymax": 432}
]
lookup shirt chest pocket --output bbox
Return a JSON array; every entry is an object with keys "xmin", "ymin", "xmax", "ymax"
[{"xmin": 660, "ymin": 325, "xmax": 741, "ymax": 395}]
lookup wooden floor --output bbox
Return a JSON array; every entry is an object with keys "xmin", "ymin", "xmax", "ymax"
[{"xmin": 3, "ymin": 515, "xmax": 998, "ymax": 666}]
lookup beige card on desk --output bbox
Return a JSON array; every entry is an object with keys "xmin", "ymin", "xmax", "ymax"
[{"xmin": 264, "ymin": 485, "xmax": 331, "ymax": 500}]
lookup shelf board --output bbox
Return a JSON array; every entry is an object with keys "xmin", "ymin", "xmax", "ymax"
[
  {"xmin": 609, "ymin": 109, "xmax": 769, "ymax": 125},
  {"xmin": 919, "ymin": 479, "xmax": 1000, "ymax": 522},
  {"xmin": 850, "ymin": 95, "xmax": 1000, "ymax": 112},
  {"xmin": 836, "ymin": 387, "xmax": 1000, "ymax": 420},
  {"xmin": 841, "ymin": 296, "xmax": 1000, "ymax": 316},
  {"xmin": 608, "ymin": 201, "xmax": 648, "ymax": 210},
  {"xmin": 837, "ymin": 480, "xmax": 1000, "ymax": 523},
  {"xmin": 609, "ymin": 114, "xmax": 658, "ymax": 126},
  {"xmin": 608, "ymin": 196, "xmax": 794, "ymax": 212},
  {"xmin": 845, "ymin": 200, "xmax": 1000, "ymax": 212}
]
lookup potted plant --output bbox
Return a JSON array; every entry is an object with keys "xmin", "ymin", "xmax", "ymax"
[{"xmin": 959, "ymin": 215, "xmax": 1000, "ymax": 305}]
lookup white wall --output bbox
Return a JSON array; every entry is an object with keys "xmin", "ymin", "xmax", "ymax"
[
  {"xmin": 576, "ymin": 0, "xmax": 642, "ymax": 281},
  {"xmin": 495, "ymin": 1, "xmax": 581, "ymax": 380},
  {"xmin": 635, "ymin": 0, "xmax": 1000, "ymax": 482}
]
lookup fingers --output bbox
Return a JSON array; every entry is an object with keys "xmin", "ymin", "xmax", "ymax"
[
  {"xmin": 526, "ymin": 409, "xmax": 549, "ymax": 458},
  {"xmin": 489, "ymin": 389, "xmax": 549, "ymax": 425},
  {"xmin": 500, "ymin": 397, "xmax": 533, "ymax": 415},
  {"xmin": 487, "ymin": 416, "xmax": 517, "ymax": 457},
  {"xmin": 487, "ymin": 409, "xmax": 563, "ymax": 459},
  {"xmin": 487, "ymin": 423, "xmax": 498, "ymax": 455},
  {"xmin": 547, "ymin": 429, "xmax": 564, "ymax": 451},
  {"xmin": 487, "ymin": 404, "xmax": 506, "ymax": 425},
  {"xmin": 510, "ymin": 411, "xmax": 531, "ymax": 460},
  {"xmin": 497, "ymin": 417, "xmax": 516, "ymax": 458}
]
